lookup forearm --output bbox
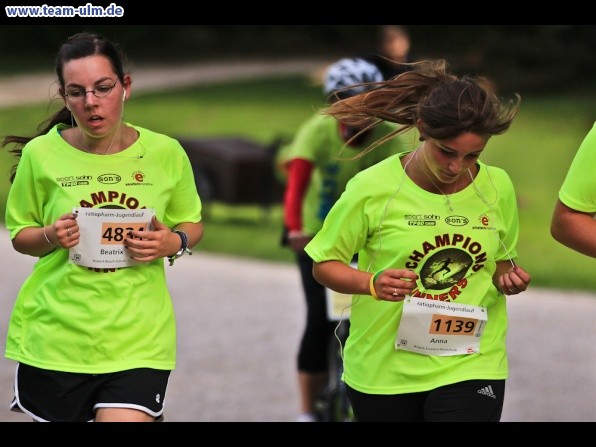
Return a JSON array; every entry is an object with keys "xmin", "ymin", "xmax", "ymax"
[
  {"xmin": 12, "ymin": 226, "xmax": 57, "ymax": 257},
  {"xmin": 312, "ymin": 260, "xmax": 370, "ymax": 295},
  {"xmin": 172, "ymin": 222, "xmax": 204, "ymax": 250},
  {"xmin": 313, "ymin": 260, "xmax": 419, "ymax": 301},
  {"xmin": 283, "ymin": 158, "xmax": 313, "ymax": 232},
  {"xmin": 551, "ymin": 200, "xmax": 596, "ymax": 257}
]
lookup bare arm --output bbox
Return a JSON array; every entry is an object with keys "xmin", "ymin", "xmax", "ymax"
[
  {"xmin": 550, "ymin": 200, "xmax": 596, "ymax": 258},
  {"xmin": 11, "ymin": 212, "xmax": 79, "ymax": 257},
  {"xmin": 173, "ymin": 221, "xmax": 204, "ymax": 251},
  {"xmin": 312, "ymin": 260, "xmax": 418, "ymax": 302}
]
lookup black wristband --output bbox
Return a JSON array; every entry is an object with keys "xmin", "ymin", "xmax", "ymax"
[
  {"xmin": 173, "ymin": 229, "xmax": 188, "ymax": 251},
  {"xmin": 168, "ymin": 229, "xmax": 192, "ymax": 266}
]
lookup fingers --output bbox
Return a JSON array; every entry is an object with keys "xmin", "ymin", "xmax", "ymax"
[
  {"xmin": 500, "ymin": 266, "xmax": 531, "ymax": 295},
  {"xmin": 150, "ymin": 215, "xmax": 168, "ymax": 231},
  {"xmin": 374, "ymin": 269, "xmax": 418, "ymax": 301},
  {"xmin": 53, "ymin": 213, "xmax": 79, "ymax": 247}
]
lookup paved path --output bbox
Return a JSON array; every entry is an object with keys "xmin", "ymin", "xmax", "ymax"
[
  {"xmin": 0, "ymin": 58, "xmax": 332, "ymax": 108},
  {"xmin": 0, "ymin": 226, "xmax": 595, "ymax": 422}
]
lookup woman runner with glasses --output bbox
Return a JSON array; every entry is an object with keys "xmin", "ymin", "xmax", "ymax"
[{"xmin": 1, "ymin": 32, "xmax": 204, "ymax": 422}]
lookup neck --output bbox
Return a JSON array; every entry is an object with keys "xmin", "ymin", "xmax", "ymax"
[
  {"xmin": 80, "ymin": 122, "xmax": 122, "ymax": 155},
  {"xmin": 412, "ymin": 149, "xmax": 454, "ymax": 195},
  {"xmin": 410, "ymin": 148, "xmax": 459, "ymax": 212}
]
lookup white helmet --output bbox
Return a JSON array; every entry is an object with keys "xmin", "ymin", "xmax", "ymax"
[{"xmin": 323, "ymin": 57, "xmax": 383, "ymax": 99}]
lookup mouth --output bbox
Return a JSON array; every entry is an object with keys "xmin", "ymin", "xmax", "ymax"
[{"xmin": 438, "ymin": 172, "xmax": 462, "ymax": 185}]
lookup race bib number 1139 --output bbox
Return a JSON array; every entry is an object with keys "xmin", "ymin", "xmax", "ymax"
[{"xmin": 395, "ymin": 297, "xmax": 487, "ymax": 356}]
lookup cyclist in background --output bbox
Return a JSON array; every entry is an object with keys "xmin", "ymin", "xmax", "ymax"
[{"xmin": 280, "ymin": 57, "xmax": 416, "ymax": 422}]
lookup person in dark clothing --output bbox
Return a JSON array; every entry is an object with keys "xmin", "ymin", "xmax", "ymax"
[{"xmin": 363, "ymin": 25, "xmax": 414, "ymax": 80}]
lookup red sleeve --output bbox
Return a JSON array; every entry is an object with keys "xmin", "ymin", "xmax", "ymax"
[{"xmin": 283, "ymin": 158, "xmax": 314, "ymax": 232}]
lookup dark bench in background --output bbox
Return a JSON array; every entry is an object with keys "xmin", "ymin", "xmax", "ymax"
[{"xmin": 177, "ymin": 136, "xmax": 286, "ymax": 212}]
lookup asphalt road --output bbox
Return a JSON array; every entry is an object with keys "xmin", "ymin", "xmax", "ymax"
[
  {"xmin": 0, "ymin": 60, "xmax": 595, "ymax": 422},
  {"xmin": 0, "ymin": 226, "xmax": 595, "ymax": 422}
]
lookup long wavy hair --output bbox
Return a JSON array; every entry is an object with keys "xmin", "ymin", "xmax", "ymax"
[{"xmin": 325, "ymin": 59, "xmax": 521, "ymax": 158}]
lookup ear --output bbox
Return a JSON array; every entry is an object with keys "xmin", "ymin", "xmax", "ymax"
[
  {"xmin": 122, "ymin": 73, "xmax": 132, "ymax": 102},
  {"xmin": 59, "ymin": 88, "xmax": 70, "ymax": 110},
  {"xmin": 415, "ymin": 119, "xmax": 426, "ymax": 141}
]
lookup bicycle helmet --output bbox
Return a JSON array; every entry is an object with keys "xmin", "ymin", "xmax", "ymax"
[{"xmin": 323, "ymin": 57, "xmax": 383, "ymax": 101}]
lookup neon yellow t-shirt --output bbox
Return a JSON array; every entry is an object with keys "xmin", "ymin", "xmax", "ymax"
[
  {"xmin": 5, "ymin": 123, "xmax": 202, "ymax": 374},
  {"xmin": 283, "ymin": 112, "xmax": 417, "ymax": 235},
  {"xmin": 559, "ymin": 122, "xmax": 596, "ymax": 213},
  {"xmin": 305, "ymin": 152, "xmax": 520, "ymax": 394}
]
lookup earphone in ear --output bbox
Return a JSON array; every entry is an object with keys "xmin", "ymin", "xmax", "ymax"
[{"xmin": 122, "ymin": 91, "xmax": 126, "ymax": 102}]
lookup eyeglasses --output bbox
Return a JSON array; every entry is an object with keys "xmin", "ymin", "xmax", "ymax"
[{"xmin": 64, "ymin": 80, "xmax": 118, "ymax": 102}]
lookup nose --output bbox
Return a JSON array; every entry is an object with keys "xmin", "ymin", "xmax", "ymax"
[
  {"xmin": 448, "ymin": 159, "xmax": 463, "ymax": 174},
  {"xmin": 83, "ymin": 90, "xmax": 98, "ymax": 107}
]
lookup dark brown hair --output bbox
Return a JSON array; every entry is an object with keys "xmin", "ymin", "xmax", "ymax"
[
  {"xmin": 2, "ymin": 32, "xmax": 128, "ymax": 182},
  {"xmin": 325, "ymin": 59, "xmax": 520, "ymax": 157}
]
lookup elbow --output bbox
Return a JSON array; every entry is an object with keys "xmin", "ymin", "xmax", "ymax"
[
  {"xmin": 311, "ymin": 262, "xmax": 325, "ymax": 287},
  {"xmin": 550, "ymin": 215, "xmax": 566, "ymax": 244},
  {"xmin": 550, "ymin": 200, "xmax": 573, "ymax": 244},
  {"xmin": 311, "ymin": 262, "xmax": 321, "ymax": 283},
  {"xmin": 549, "ymin": 222, "xmax": 560, "ymax": 242}
]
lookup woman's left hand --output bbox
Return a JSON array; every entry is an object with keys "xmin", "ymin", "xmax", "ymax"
[
  {"xmin": 496, "ymin": 264, "xmax": 531, "ymax": 295},
  {"xmin": 125, "ymin": 216, "xmax": 176, "ymax": 262}
]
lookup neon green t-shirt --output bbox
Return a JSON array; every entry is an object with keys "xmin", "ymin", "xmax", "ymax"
[
  {"xmin": 305, "ymin": 152, "xmax": 520, "ymax": 394},
  {"xmin": 284, "ymin": 112, "xmax": 417, "ymax": 235},
  {"xmin": 559, "ymin": 122, "xmax": 596, "ymax": 213},
  {"xmin": 5, "ymin": 123, "xmax": 202, "ymax": 374}
]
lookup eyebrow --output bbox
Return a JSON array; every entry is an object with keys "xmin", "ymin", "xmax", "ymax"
[
  {"xmin": 65, "ymin": 77, "xmax": 115, "ymax": 88},
  {"xmin": 436, "ymin": 142, "xmax": 483, "ymax": 156}
]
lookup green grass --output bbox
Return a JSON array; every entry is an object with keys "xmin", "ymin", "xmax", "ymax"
[
  {"xmin": 1, "ymin": 76, "xmax": 595, "ymax": 292},
  {"xmin": 478, "ymin": 94, "xmax": 596, "ymax": 291}
]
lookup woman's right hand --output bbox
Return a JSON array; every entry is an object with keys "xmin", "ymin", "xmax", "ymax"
[
  {"xmin": 372, "ymin": 269, "xmax": 419, "ymax": 301},
  {"xmin": 11, "ymin": 212, "xmax": 79, "ymax": 257},
  {"xmin": 50, "ymin": 212, "xmax": 80, "ymax": 248}
]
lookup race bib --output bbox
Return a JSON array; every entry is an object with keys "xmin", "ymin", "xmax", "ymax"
[
  {"xmin": 326, "ymin": 289, "xmax": 352, "ymax": 321},
  {"xmin": 325, "ymin": 261, "xmax": 358, "ymax": 321},
  {"xmin": 395, "ymin": 297, "xmax": 487, "ymax": 356},
  {"xmin": 69, "ymin": 207, "xmax": 155, "ymax": 268}
]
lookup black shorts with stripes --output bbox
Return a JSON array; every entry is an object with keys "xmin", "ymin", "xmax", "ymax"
[{"xmin": 11, "ymin": 363, "xmax": 171, "ymax": 422}]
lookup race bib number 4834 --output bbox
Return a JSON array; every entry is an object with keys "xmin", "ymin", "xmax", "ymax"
[{"xmin": 69, "ymin": 207, "xmax": 155, "ymax": 268}]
